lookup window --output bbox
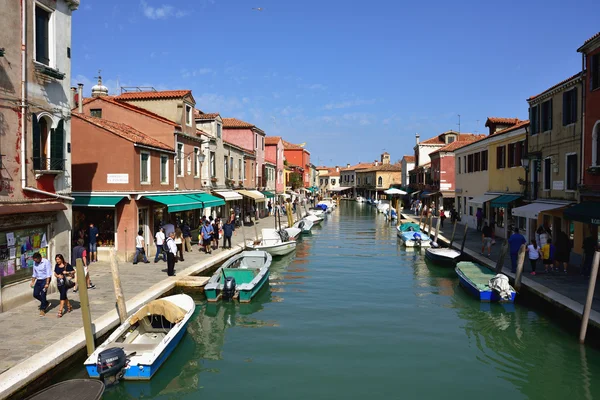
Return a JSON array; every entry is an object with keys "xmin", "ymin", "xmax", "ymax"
[
  {"xmin": 177, "ymin": 143, "xmax": 184, "ymax": 176},
  {"xmin": 566, "ymin": 153, "xmax": 577, "ymax": 191},
  {"xmin": 243, "ymin": 160, "xmax": 247, "ymax": 179},
  {"xmin": 239, "ymin": 159, "xmax": 242, "ymax": 179},
  {"xmin": 358, "ymin": 178, "xmax": 361, "ymax": 185},
  {"xmin": 457, "ymin": 196, "xmax": 461, "ymax": 214},
  {"xmin": 446, "ymin": 135, "xmax": 455, "ymax": 144},
  {"xmin": 592, "ymin": 53, "xmax": 600, "ymax": 91},
  {"xmin": 224, "ymin": 156, "xmax": 229, "ymax": 179},
  {"xmin": 187, "ymin": 154, "xmax": 192, "ymax": 175},
  {"xmin": 160, "ymin": 155, "xmax": 168, "ymax": 184},
  {"xmin": 141, "ymin": 152, "xmax": 150, "ymax": 183},
  {"xmin": 496, "ymin": 146, "xmax": 506, "ymax": 169},
  {"xmin": 457, "ymin": 157, "xmax": 461, "ymax": 174},
  {"xmin": 474, "ymin": 152, "xmax": 481, "ymax": 172},
  {"xmin": 90, "ymin": 109, "xmax": 102, "ymax": 118},
  {"xmin": 255, "ymin": 134, "xmax": 258, "ymax": 150},
  {"xmin": 230, "ymin": 157, "xmax": 234, "ymax": 180},
  {"xmin": 467, "ymin": 154, "xmax": 474, "ymax": 173},
  {"xmin": 320, "ymin": 178, "xmax": 323, "ymax": 185},
  {"xmin": 541, "ymin": 99, "xmax": 552, "ymax": 132},
  {"xmin": 193, "ymin": 148, "xmax": 200, "ymax": 178},
  {"xmin": 262, "ymin": 137, "xmax": 265, "ymax": 150},
  {"xmin": 185, "ymin": 105, "xmax": 192, "ymax": 126},
  {"xmin": 481, "ymin": 150, "xmax": 488, "ymax": 171},
  {"xmin": 530, "ymin": 105, "xmax": 539, "ymax": 135},
  {"xmin": 216, "ymin": 123, "xmax": 222, "ymax": 139},
  {"xmin": 332, "ymin": 179, "xmax": 336, "ymax": 186},
  {"xmin": 563, "ymin": 88, "xmax": 578, "ymax": 126},
  {"xmin": 377, "ymin": 176, "xmax": 383, "ymax": 186},
  {"xmin": 463, "ymin": 156, "xmax": 467, "ymax": 173},
  {"xmin": 210, "ymin": 152, "xmax": 216, "ymax": 178},
  {"xmin": 544, "ymin": 157, "xmax": 551, "ymax": 190},
  {"xmin": 35, "ymin": 5, "xmax": 51, "ymax": 66},
  {"xmin": 31, "ymin": 115, "xmax": 65, "ymax": 170}
]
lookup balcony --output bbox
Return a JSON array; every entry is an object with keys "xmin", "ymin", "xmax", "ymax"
[{"xmin": 33, "ymin": 158, "xmax": 66, "ymax": 173}]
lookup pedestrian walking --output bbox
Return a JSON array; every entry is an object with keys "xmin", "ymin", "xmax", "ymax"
[
  {"xmin": 133, "ymin": 229, "xmax": 150, "ymax": 264},
  {"xmin": 222, "ymin": 217, "xmax": 235, "ymax": 249},
  {"xmin": 527, "ymin": 239, "xmax": 542, "ymax": 276},
  {"xmin": 475, "ymin": 208, "xmax": 483, "ymax": 231},
  {"xmin": 165, "ymin": 231, "xmax": 177, "ymax": 276},
  {"xmin": 490, "ymin": 211, "xmax": 496, "ymax": 244},
  {"xmin": 200, "ymin": 219, "xmax": 214, "ymax": 254},
  {"xmin": 554, "ymin": 230, "xmax": 571, "ymax": 274},
  {"xmin": 88, "ymin": 222, "xmax": 99, "ymax": 263},
  {"xmin": 182, "ymin": 221, "xmax": 192, "ymax": 252},
  {"xmin": 175, "ymin": 227, "xmax": 184, "ymax": 262},
  {"xmin": 508, "ymin": 227, "xmax": 526, "ymax": 273},
  {"xmin": 268, "ymin": 200, "xmax": 273, "ymax": 216},
  {"xmin": 30, "ymin": 252, "xmax": 52, "ymax": 316},
  {"xmin": 542, "ymin": 240, "xmax": 556, "ymax": 273},
  {"xmin": 439, "ymin": 207, "xmax": 446, "ymax": 228},
  {"xmin": 285, "ymin": 198, "xmax": 294, "ymax": 227},
  {"xmin": 212, "ymin": 217, "xmax": 221, "ymax": 250},
  {"xmin": 154, "ymin": 227, "xmax": 166, "ymax": 263},
  {"xmin": 71, "ymin": 238, "xmax": 95, "ymax": 292},
  {"xmin": 481, "ymin": 222, "xmax": 493, "ymax": 257},
  {"xmin": 54, "ymin": 254, "xmax": 74, "ymax": 317}
]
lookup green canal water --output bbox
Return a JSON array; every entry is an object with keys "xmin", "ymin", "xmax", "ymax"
[{"xmin": 67, "ymin": 202, "xmax": 600, "ymax": 399}]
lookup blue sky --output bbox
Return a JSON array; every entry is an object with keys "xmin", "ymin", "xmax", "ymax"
[{"xmin": 72, "ymin": 0, "xmax": 599, "ymax": 166}]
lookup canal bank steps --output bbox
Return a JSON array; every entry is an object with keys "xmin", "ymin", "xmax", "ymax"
[
  {"xmin": 0, "ymin": 213, "xmax": 303, "ymax": 400},
  {"xmin": 400, "ymin": 212, "xmax": 600, "ymax": 332}
]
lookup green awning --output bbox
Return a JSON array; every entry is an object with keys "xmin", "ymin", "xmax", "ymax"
[
  {"xmin": 73, "ymin": 195, "xmax": 125, "ymax": 207},
  {"xmin": 261, "ymin": 191, "xmax": 275, "ymax": 198},
  {"xmin": 564, "ymin": 202, "xmax": 600, "ymax": 225},
  {"xmin": 144, "ymin": 194, "xmax": 203, "ymax": 213},
  {"xmin": 190, "ymin": 193, "xmax": 225, "ymax": 208},
  {"xmin": 491, "ymin": 194, "xmax": 522, "ymax": 208}
]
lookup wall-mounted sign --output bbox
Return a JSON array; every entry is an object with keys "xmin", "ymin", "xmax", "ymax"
[
  {"xmin": 552, "ymin": 181, "xmax": 564, "ymax": 191},
  {"xmin": 107, "ymin": 174, "xmax": 129, "ymax": 184}
]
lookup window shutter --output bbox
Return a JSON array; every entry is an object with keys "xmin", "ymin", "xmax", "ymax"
[
  {"xmin": 32, "ymin": 114, "xmax": 41, "ymax": 170},
  {"xmin": 562, "ymin": 92, "xmax": 567, "ymax": 126},
  {"xmin": 548, "ymin": 99, "xmax": 553, "ymax": 130},
  {"xmin": 50, "ymin": 119, "xmax": 64, "ymax": 170},
  {"xmin": 572, "ymin": 87, "xmax": 578, "ymax": 124}
]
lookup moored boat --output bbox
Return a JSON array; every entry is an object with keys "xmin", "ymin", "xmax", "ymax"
[
  {"xmin": 293, "ymin": 217, "xmax": 314, "ymax": 233},
  {"xmin": 397, "ymin": 223, "xmax": 431, "ymax": 247},
  {"xmin": 355, "ymin": 196, "xmax": 365, "ymax": 203},
  {"xmin": 425, "ymin": 247, "xmax": 462, "ymax": 267},
  {"xmin": 305, "ymin": 213, "xmax": 324, "ymax": 225},
  {"xmin": 455, "ymin": 262, "xmax": 516, "ymax": 303},
  {"xmin": 205, "ymin": 251, "xmax": 272, "ymax": 303},
  {"xmin": 84, "ymin": 294, "xmax": 195, "ymax": 383},
  {"xmin": 246, "ymin": 229, "xmax": 297, "ymax": 256}
]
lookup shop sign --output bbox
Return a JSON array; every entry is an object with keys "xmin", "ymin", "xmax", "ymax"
[
  {"xmin": 552, "ymin": 181, "xmax": 564, "ymax": 191},
  {"xmin": 107, "ymin": 174, "xmax": 129, "ymax": 184}
]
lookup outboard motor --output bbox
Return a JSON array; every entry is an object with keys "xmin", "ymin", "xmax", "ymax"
[
  {"xmin": 278, "ymin": 229, "xmax": 290, "ymax": 242},
  {"xmin": 97, "ymin": 347, "xmax": 127, "ymax": 385},
  {"xmin": 222, "ymin": 276, "xmax": 237, "ymax": 301},
  {"xmin": 297, "ymin": 221, "xmax": 305, "ymax": 230},
  {"xmin": 413, "ymin": 232, "xmax": 423, "ymax": 247}
]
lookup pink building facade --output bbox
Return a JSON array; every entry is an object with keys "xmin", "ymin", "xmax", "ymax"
[{"xmin": 265, "ymin": 136, "xmax": 285, "ymax": 193}]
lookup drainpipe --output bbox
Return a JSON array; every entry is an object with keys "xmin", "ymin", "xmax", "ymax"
[
  {"xmin": 20, "ymin": 0, "xmax": 27, "ymax": 191},
  {"xmin": 77, "ymin": 83, "xmax": 83, "ymax": 113}
]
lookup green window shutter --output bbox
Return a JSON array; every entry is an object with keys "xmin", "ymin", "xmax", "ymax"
[
  {"xmin": 32, "ymin": 114, "xmax": 41, "ymax": 170},
  {"xmin": 548, "ymin": 99, "xmax": 553, "ymax": 130},
  {"xmin": 50, "ymin": 119, "xmax": 65, "ymax": 170},
  {"xmin": 572, "ymin": 87, "xmax": 578, "ymax": 124},
  {"xmin": 562, "ymin": 92, "xmax": 567, "ymax": 126}
]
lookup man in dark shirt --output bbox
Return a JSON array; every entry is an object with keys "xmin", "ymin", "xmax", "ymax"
[
  {"xmin": 508, "ymin": 227, "xmax": 526, "ymax": 273},
  {"xmin": 182, "ymin": 221, "xmax": 192, "ymax": 252},
  {"xmin": 481, "ymin": 222, "xmax": 493, "ymax": 256},
  {"xmin": 88, "ymin": 222, "xmax": 99, "ymax": 263},
  {"xmin": 582, "ymin": 234, "xmax": 598, "ymax": 278}
]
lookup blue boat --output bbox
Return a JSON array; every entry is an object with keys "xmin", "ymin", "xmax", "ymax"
[
  {"xmin": 84, "ymin": 294, "xmax": 195, "ymax": 381},
  {"xmin": 396, "ymin": 222, "xmax": 432, "ymax": 247},
  {"xmin": 455, "ymin": 262, "xmax": 516, "ymax": 303}
]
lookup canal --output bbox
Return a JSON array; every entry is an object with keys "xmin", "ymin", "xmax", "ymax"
[{"xmin": 68, "ymin": 202, "xmax": 600, "ymax": 399}]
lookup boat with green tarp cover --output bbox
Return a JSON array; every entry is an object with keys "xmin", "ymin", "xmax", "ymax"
[
  {"xmin": 455, "ymin": 261, "xmax": 516, "ymax": 303},
  {"xmin": 205, "ymin": 251, "xmax": 272, "ymax": 302}
]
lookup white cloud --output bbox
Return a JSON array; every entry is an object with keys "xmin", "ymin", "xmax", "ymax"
[
  {"xmin": 299, "ymin": 83, "xmax": 327, "ymax": 91},
  {"xmin": 181, "ymin": 67, "xmax": 214, "ymax": 79},
  {"xmin": 194, "ymin": 93, "xmax": 245, "ymax": 114},
  {"xmin": 140, "ymin": 0, "xmax": 189, "ymax": 19},
  {"xmin": 323, "ymin": 98, "xmax": 376, "ymax": 110}
]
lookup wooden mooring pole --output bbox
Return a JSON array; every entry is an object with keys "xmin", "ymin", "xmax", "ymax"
[
  {"xmin": 460, "ymin": 223, "xmax": 469, "ymax": 252},
  {"xmin": 110, "ymin": 249, "xmax": 127, "ymax": 324},
  {"xmin": 579, "ymin": 251, "xmax": 600, "ymax": 344},
  {"xmin": 495, "ymin": 240, "xmax": 509, "ymax": 274},
  {"xmin": 514, "ymin": 244, "xmax": 527, "ymax": 291},
  {"xmin": 427, "ymin": 215, "xmax": 433, "ymax": 238},
  {"xmin": 449, "ymin": 221, "xmax": 458, "ymax": 247},
  {"xmin": 434, "ymin": 215, "xmax": 441, "ymax": 245},
  {"xmin": 76, "ymin": 258, "xmax": 95, "ymax": 356},
  {"xmin": 418, "ymin": 211, "xmax": 424, "ymax": 229}
]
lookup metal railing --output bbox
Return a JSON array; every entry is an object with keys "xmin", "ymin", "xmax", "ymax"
[{"xmin": 33, "ymin": 157, "xmax": 66, "ymax": 171}]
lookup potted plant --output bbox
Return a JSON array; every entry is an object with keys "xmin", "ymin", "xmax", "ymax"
[
  {"xmin": 211, "ymin": 177, "xmax": 218, "ymax": 183},
  {"xmin": 517, "ymin": 177, "xmax": 527, "ymax": 186}
]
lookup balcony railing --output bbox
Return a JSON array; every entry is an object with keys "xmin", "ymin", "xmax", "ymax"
[{"xmin": 33, "ymin": 157, "xmax": 66, "ymax": 172}]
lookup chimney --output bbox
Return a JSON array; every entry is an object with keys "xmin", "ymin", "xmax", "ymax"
[
  {"xmin": 336, "ymin": 166, "xmax": 339, "ymax": 172},
  {"xmin": 415, "ymin": 133, "xmax": 420, "ymax": 144},
  {"xmin": 70, "ymin": 87, "xmax": 77, "ymax": 109},
  {"xmin": 77, "ymin": 83, "xmax": 84, "ymax": 113},
  {"xmin": 347, "ymin": 163, "xmax": 350, "ymax": 168},
  {"xmin": 375, "ymin": 161, "xmax": 379, "ymax": 166}
]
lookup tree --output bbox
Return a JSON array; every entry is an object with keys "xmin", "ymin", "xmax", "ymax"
[{"xmin": 289, "ymin": 172, "xmax": 303, "ymax": 190}]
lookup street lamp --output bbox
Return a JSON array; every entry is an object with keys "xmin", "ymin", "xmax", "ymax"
[{"xmin": 521, "ymin": 157, "xmax": 530, "ymax": 172}]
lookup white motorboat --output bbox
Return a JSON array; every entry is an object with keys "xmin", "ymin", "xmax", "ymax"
[
  {"xmin": 397, "ymin": 223, "xmax": 432, "ymax": 248},
  {"xmin": 247, "ymin": 229, "xmax": 297, "ymax": 256},
  {"xmin": 84, "ymin": 294, "xmax": 195, "ymax": 383},
  {"xmin": 377, "ymin": 201, "xmax": 390, "ymax": 213},
  {"xmin": 307, "ymin": 209, "xmax": 325, "ymax": 218},
  {"xmin": 293, "ymin": 217, "xmax": 314, "ymax": 233},
  {"xmin": 305, "ymin": 213, "xmax": 324, "ymax": 225},
  {"xmin": 425, "ymin": 247, "xmax": 462, "ymax": 267},
  {"xmin": 356, "ymin": 196, "xmax": 365, "ymax": 203},
  {"xmin": 284, "ymin": 227, "xmax": 301, "ymax": 240}
]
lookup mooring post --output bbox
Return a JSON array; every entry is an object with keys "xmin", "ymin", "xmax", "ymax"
[
  {"xmin": 110, "ymin": 249, "xmax": 127, "ymax": 324},
  {"xmin": 418, "ymin": 211, "xmax": 423, "ymax": 229},
  {"xmin": 240, "ymin": 207, "xmax": 247, "ymax": 247},
  {"xmin": 580, "ymin": 251, "xmax": 600, "ymax": 344},
  {"xmin": 76, "ymin": 258, "xmax": 95, "ymax": 356},
  {"xmin": 434, "ymin": 214, "xmax": 441, "ymax": 245},
  {"xmin": 427, "ymin": 215, "xmax": 433, "ymax": 238},
  {"xmin": 514, "ymin": 244, "xmax": 527, "ymax": 291},
  {"xmin": 460, "ymin": 223, "xmax": 469, "ymax": 252},
  {"xmin": 495, "ymin": 240, "xmax": 509, "ymax": 274},
  {"xmin": 449, "ymin": 221, "xmax": 458, "ymax": 247},
  {"xmin": 252, "ymin": 204, "xmax": 259, "ymax": 243}
]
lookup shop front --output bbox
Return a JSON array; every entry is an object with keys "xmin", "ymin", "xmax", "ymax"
[
  {"xmin": 466, "ymin": 194, "xmax": 500, "ymax": 230},
  {"xmin": 213, "ymin": 190, "xmax": 243, "ymax": 220},
  {"xmin": 261, "ymin": 191, "xmax": 276, "ymax": 216},
  {"xmin": 490, "ymin": 194, "xmax": 522, "ymax": 239},
  {"xmin": 238, "ymin": 190, "xmax": 266, "ymax": 222},
  {"xmin": 511, "ymin": 202, "xmax": 572, "ymax": 243}
]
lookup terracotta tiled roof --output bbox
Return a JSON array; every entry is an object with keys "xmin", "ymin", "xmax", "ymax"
[
  {"xmin": 360, "ymin": 163, "xmax": 402, "ymax": 172},
  {"xmin": 73, "ymin": 113, "xmax": 173, "ymax": 151},
  {"xmin": 222, "ymin": 118, "xmax": 254, "ymax": 128},
  {"xmin": 81, "ymin": 96, "xmax": 180, "ymax": 127},
  {"xmin": 485, "ymin": 117, "xmax": 520, "ymax": 127},
  {"xmin": 490, "ymin": 120, "xmax": 530, "ymax": 137},
  {"xmin": 282, "ymin": 140, "xmax": 304, "ymax": 150},
  {"xmin": 431, "ymin": 135, "xmax": 487, "ymax": 154},
  {"xmin": 527, "ymin": 72, "xmax": 583, "ymax": 101},
  {"xmin": 402, "ymin": 155, "xmax": 415, "ymax": 163},
  {"xmin": 341, "ymin": 162, "xmax": 374, "ymax": 171},
  {"xmin": 578, "ymin": 32, "xmax": 600, "ymax": 52},
  {"xmin": 420, "ymin": 131, "xmax": 476, "ymax": 145},
  {"xmin": 115, "ymin": 90, "xmax": 192, "ymax": 101},
  {"xmin": 265, "ymin": 136, "xmax": 282, "ymax": 145},
  {"xmin": 265, "ymin": 157, "xmax": 277, "ymax": 165},
  {"xmin": 195, "ymin": 112, "xmax": 220, "ymax": 120}
]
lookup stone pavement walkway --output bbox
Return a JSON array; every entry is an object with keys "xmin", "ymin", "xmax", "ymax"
[
  {"xmin": 399, "ymin": 211, "xmax": 600, "ymax": 313},
  {"xmin": 0, "ymin": 215, "xmax": 283, "ymax": 376}
]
